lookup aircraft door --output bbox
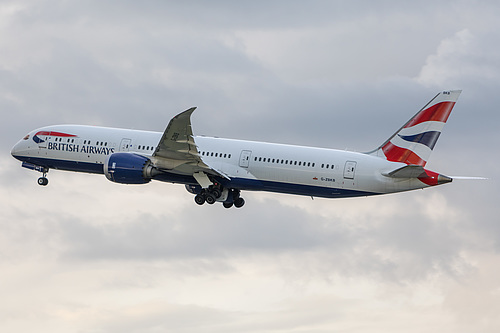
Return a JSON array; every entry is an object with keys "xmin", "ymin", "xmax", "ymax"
[
  {"xmin": 239, "ymin": 150, "xmax": 252, "ymax": 168},
  {"xmin": 120, "ymin": 138, "xmax": 132, "ymax": 152},
  {"xmin": 343, "ymin": 161, "xmax": 357, "ymax": 179}
]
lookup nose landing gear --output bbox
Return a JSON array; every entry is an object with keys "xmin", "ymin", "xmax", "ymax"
[{"xmin": 37, "ymin": 177, "xmax": 49, "ymax": 186}]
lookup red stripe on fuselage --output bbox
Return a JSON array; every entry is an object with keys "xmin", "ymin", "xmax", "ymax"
[
  {"xmin": 405, "ymin": 101, "xmax": 455, "ymax": 128},
  {"xmin": 35, "ymin": 131, "xmax": 77, "ymax": 137},
  {"xmin": 382, "ymin": 142, "xmax": 426, "ymax": 166}
]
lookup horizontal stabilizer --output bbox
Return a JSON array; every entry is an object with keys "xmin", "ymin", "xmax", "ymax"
[
  {"xmin": 383, "ymin": 165, "xmax": 427, "ymax": 178},
  {"xmin": 384, "ymin": 165, "xmax": 453, "ymax": 186}
]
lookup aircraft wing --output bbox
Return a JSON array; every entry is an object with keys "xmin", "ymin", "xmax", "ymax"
[{"xmin": 152, "ymin": 107, "xmax": 229, "ymax": 180}]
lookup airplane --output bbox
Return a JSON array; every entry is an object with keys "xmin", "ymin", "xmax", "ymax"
[{"xmin": 11, "ymin": 90, "xmax": 461, "ymax": 208}]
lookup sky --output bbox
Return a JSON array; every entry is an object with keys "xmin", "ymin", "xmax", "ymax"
[{"xmin": 1, "ymin": 1, "xmax": 499, "ymax": 332}]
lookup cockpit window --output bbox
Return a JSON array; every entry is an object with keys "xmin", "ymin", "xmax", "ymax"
[{"xmin": 23, "ymin": 134, "xmax": 30, "ymax": 140}]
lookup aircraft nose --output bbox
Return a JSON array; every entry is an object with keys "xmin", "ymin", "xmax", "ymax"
[
  {"xmin": 11, "ymin": 142, "xmax": 19, "ymax": 156},
  {"xmin": 11, "ymin": 141, "xmax": 25, "ymax": 160}
]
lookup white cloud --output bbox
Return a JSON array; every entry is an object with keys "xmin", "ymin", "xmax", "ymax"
[{"xmin": 417, "ymin": 29, "xmax": 500, "ymax": 88}]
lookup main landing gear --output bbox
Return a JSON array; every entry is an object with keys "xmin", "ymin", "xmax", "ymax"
[
  {"xmin": 37, "ymin": 168, "xmax": 49, "ymax": 186},
  {"xmin": 194, "ymin": 187, "xmax": 245, "ymax": 209},
  {"xmin": 223, "ymin": 196, "xmax": 245, "ymax": 209}
]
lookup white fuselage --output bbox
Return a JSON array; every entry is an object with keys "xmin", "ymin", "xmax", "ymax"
[{"xmin": 11, "ymin": 124, "xmax": 434, "ymax": 198}]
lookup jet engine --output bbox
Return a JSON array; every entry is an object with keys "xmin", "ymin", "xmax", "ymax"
[{"xmin": 104, "ymin": 152, "xmax": 159, "ymax": 184}]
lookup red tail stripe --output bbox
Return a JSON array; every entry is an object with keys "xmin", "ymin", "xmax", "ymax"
[
  {"xmin": 382, "ymin": 142, "xmax": 426, "ymax": 166},
  {"xmin": 405, "ymin": 101, "xmax": 455, "ymax": 128},
  {"xmin": 418, "ymin": 170, "xmax": 439, "ymax": 186}
]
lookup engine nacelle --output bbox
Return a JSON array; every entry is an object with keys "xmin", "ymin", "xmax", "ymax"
[{"xmin": 104, "ymin": 153, "xmax": 157, "ymax": 184}]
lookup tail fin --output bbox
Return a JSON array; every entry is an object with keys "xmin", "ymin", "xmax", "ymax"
[{"xmin": 369, "ymin": 90, "xmax": 461, "ymax": 166}]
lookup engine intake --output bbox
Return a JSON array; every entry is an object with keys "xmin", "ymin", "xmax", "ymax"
[{"xmin": 104, "ymin": 153, "xmax": 158, "ymax": 184}]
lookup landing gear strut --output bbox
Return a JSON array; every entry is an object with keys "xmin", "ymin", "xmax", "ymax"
[{"xmin": 37, "ymin": 168, "xmax": 49, "ymax": 186}]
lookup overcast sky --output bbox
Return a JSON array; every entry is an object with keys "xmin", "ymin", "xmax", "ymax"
[{"xmin": 1, "ymin": 1, "xmax": 499, "ymax": 332}]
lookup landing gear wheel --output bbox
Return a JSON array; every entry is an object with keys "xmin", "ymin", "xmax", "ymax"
[
  {"xmin": 37, "ymin": 168, "xmax": 49, "ymax": 186},
  {"xmin": 234, "ymin": 197, "xmax": 245, "ymax": 208},
  {"xmin": 194, "ymin": 194, "xmax": 205, "ymax": 205},
  {"xmin": 205, "ymin": 194, "xmax": 216, "ymax": 205},
  {"xmin": 223, "ymin": 202, "xmax": 233, "ymax": 209},
  {"xmin": 211, "ymin": 188, "xmax": 222, "ymax": 199}
]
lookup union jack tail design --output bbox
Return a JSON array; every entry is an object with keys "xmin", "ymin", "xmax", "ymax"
[{"xmin": 370, "ymin": 90, "xmax": 461, "ymax": 166}]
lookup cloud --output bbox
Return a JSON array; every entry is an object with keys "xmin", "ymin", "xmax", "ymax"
[{"xmin": 417, "ymin": 29, "xmax": 500, "ymax": 88}]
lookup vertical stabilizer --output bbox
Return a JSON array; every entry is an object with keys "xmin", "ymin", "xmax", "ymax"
[{"xmin": 370, "ymin": 90, "xmax": 461, "ymax": 166}]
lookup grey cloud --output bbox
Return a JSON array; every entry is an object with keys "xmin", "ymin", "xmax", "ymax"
[
  {"xmin": 1, "ymin": 1, "xmax": 500, "ymax": 332},
  {"xmin": 38, "ymin": 192, "xmax": 472, "ymax": 283}
]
